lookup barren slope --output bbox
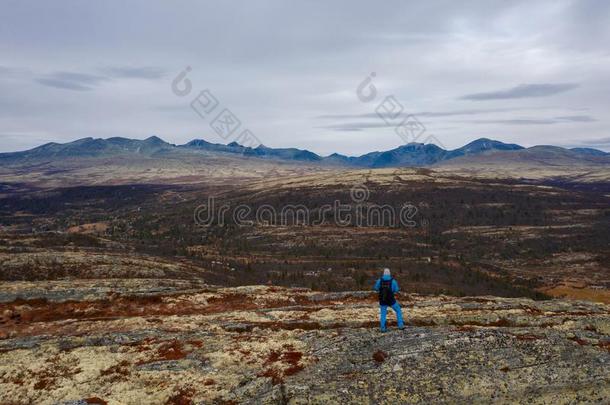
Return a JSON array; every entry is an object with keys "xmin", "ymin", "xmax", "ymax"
[{"xmin": 1, "ymin": 282, "xmax": 609, "ymax": 404}]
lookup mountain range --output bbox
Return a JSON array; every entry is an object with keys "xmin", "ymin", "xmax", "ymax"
[{"xmin": 0, "ymin": 136, "xmax": 608, "ymax": 168}]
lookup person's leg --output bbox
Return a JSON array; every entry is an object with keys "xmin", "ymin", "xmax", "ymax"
[
  {"xmin": 391, "ymin": 302, "xmax": 405, "ymax": 328},
  {"xmin": 380, "ymin": 305, "xmax": 388, "ymax": 331}
]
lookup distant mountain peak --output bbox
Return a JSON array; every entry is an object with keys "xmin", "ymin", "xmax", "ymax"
[
  {"xmin": 186, "ymin": 139, "xmax": 210, "ymax": 146},
  {"xmin": 470, "ymin": 137, "xmax": 493, "ymax": 143},
  {"xmin": 143, "ymin": 135, "xmax": 168, "ymax": 144}
]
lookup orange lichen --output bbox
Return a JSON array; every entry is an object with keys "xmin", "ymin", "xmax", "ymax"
[
  {"xmin": 597, "ymin": 340, "xmax": 610, "ymax": 352},
  {"xmin": 100, "ymin": 360, "xmax": 131, "ymax": 382},
  {"xmin": 568, "ymin": 336, "xmax": 588, "ymax": 346},
  {"xmin": 135, "ymin": 340, "xmax": 189, "ymax": 365},
  {"xmin": 372, "ymin": 350, "xmax": 388, "ymax": 363},
  {"xmin": 259, "ymin": 349, "xmax": 305, "ymax": 384},
  {"xmin": 258, "ymin": 368, "xmax": 283, "ymax": 385},
  {"xmin": 32, "ymin": 355, "xmax": 82, "ymax": 390},
  {"xmin": 514, "ymin": 334, "xmax": 543, "ymax": 341},
  {"xmin": 85, "ymin": 397, "xmax": 108, "ymax": 405},
  {"xmin": 165, "ymin": 388, "xmax": 195, "ymax": 405}
]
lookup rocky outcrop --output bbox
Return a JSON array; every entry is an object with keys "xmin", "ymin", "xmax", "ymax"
[{"xmin": 0, "ymin": 283, "xmax": 608, "ymax": 404}]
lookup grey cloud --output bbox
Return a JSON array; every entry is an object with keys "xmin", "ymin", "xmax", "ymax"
[
  {"xmin": 317, "ymin": 108, "xmax": 532, "ymax": 120},
  {"xmin": 330, "ymin": 127, "xmax": 363, "ymax": 132},
  {"xmin": 322, "ymin": 114, "xmax": 597, "ymax": 131},
  {"xmin": 102, "ymin": 66, "xmax": 166, "ymax": 79},
  {"xmin": 34, "ymin": 66, "xmax": 165, "ymax": 92},
  {"xmin": 417, "ymin": 110, "xmax": 513, "ymax": 118},
  {"xmin": 464, "ymin": 115, "xmax": 596, "ymax": 125},
  {"xmin": 316, "ymin": 113, "xmax": 380, "ymax": 120},
  {"xmin": 36, "ymin": 78, "xmax": 93, "ymax": 91},
  {"xmin": 556, "ymin": 115, "xmax": 596, "ymax": 122},
  {"xmin": 318, "ymin": 122, "xmax": 403, "ymax": 131},
  {"xmin": 317, "ymin": 109, "xmax": 597, "ymax": 131},
  {"xmin": 467, "ymin": 119, "xmax": 559, "ymax": 125},
  {"xmin": 460, "ymin": 83, "xmax": 579, "ymax": 101},
  {"xmin": 35, "ymin": 71, "xmax": 108, "ymax": 91},
  {"xmin": 578, "ymin": 137, "xmax": 610, "ymax": 148}
]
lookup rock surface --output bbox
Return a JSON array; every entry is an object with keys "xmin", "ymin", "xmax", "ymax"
[{"xmin": 0, "ymin": 282, "xmax": 609, "ymax": 404}]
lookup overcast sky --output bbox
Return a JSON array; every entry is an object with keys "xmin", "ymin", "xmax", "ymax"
[{"xmin": 1, "ymin": 0, "xmax": 609, "ymax": 154}]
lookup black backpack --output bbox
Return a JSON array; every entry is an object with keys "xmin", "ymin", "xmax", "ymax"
[{"xmin": 379, "ymin": 278, "xmax": 395, "ymax": 305}]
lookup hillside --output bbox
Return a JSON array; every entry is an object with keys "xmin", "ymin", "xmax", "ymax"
[
  {"xmin": 1, "ymin": 283, "xmax": 609, "ymax": 404},
  {"xmin": 435, "ymin": 145, "xmax": 610, "ymax": 182}
]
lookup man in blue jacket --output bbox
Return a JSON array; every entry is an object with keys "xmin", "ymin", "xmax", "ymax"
[{"xmin": 374, "ymin": 268, "xmax": 405, "ymax": 332}]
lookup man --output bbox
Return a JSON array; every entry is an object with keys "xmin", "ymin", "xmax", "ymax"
[{"xmin": 373, "ymin": 268, "xmax": 405, "ymax": 332}]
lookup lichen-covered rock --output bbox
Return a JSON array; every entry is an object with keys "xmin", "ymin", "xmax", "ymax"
[{"xmin": 0, "ymin": 283, "xmax": 608, "ymax": 404}]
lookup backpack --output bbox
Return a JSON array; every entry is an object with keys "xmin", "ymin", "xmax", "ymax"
[{"xmin": 379, "ymin": 278, "xmax": 395, "ymax": 306}]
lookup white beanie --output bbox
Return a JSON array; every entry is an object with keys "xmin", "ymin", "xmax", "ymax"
[{"xmin": 383, "ymin": 268, "xmax": 391, "ymax": 277}]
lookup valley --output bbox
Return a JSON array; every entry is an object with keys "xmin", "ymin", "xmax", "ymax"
[{"xmin": 1, "ymin": 163, "xmax": 608, "ymax": 302}]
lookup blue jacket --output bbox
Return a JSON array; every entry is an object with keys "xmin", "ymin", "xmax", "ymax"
[{"xmin": 374, "ymin": 274, "xmax": 399, "ymax": 293}]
